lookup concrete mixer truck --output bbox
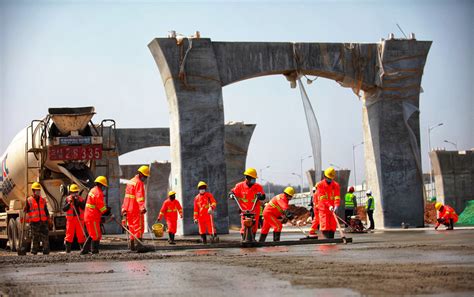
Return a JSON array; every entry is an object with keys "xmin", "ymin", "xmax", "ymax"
[{"xmin": 0, "ymin": 107, "xmax": 116, "ymax": 251}]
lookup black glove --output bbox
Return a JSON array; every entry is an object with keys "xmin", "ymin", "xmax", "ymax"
[
  {"xmin": 284, "ymin": 210, "xmax": 294, "ymax": 220},
  {"xmin": 103, "ymin": 206, "xmax": 111, "ymax": 216},
  {"xmin": 256, "ymin": 193, "xmax": 266, "ymax": 201}
]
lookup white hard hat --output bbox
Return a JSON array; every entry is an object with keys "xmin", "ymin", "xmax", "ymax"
[{"xmin": 366, "ymin": 190, "xmax": 372, "ymax": 195}]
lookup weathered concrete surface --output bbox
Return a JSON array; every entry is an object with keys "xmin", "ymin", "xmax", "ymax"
[
  {"xmin": 430, "ymin": 149, "xmax": 474, "ymax": 214},
  {"xmin": 119, "ymin": 162, "xmax": 171, "ymax": 229},
  {"xmin": 115, "ymin": 128, "xmax": 170, "ymax": 155},
  {"xmin": 1, "ymin": 229, "xmax": 473, "ymax": 296},
  {"xmin": 225, "ymin": 122, "xmax": 256, "ymax": 228},
  {"xmin": 149, "ymin": 37, "xmax": 431, "ymax": 231},
  {"xmin": 362, "ymin": 39, "xmax": 431, "ymax": 228}
]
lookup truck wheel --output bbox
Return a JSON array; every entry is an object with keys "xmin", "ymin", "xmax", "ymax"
[
  {"xmin": 15, "ymin": 217, "xmax": 24, "ymax": 252},
  {"xmin": 7, "ymin": 218, "xmax": 17, "ymax": 252}
]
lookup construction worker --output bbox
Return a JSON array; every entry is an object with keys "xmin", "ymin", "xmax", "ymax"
[
  {"xmin": 81, "ymin": 176, "xmax": 111, "ymax": 255},
  {"xmin": 259, "ymin": 187, "xmax": 295, "ymax": 242},
  {"xmin": 435, "ymin": 202, "xmax": 458, "ymax": 230},
  {"xmin": 315, "ymin": 167, "xmax": 341, "ymax": 239},
  {"xmin": 62, "ymin": 184, "xmax": 86, "ymax": 253},
  {"xmin": 193, "ymin": 181, "xmax": 217, "ymax": 244},
  {"xmin": 365, "ymin": 190, "xmax": 375, "ymax": 230},
  {"xmin": 229, "ymin": 167, "xmax": 266, "ymax": 239},
  {"xmin": 158, "ymin": 191, "xmax": 183, "ymax": 244},
  {"xmin": 121, "ymin": 165, "xmax": 150, "ymax": 251},
  {"xmin": 345, "ymin": 186, "xmax": 357, "ymax": 226},
  {"xmin": 23, "ymin": 182, "xmax": 50, "ymax": 255},
  {"xmin": 308, "ymin": 186, "xmax": 320, "ymax": 238}
]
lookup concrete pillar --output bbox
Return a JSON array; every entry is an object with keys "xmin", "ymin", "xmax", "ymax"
[
  {"xmin": 362, "ymin": 39, "xmax": 431, "ymax": 228},
  {"xmin": 430, "ymin": 150, "xmax": 474, "ymax": 214},
  {"xmin": 149, "ymin": 38, "xmax": 228, "ymax": 235},
  {"xmin": 225, "ymin": 122, "xmax": 256, "ymax": 228}
]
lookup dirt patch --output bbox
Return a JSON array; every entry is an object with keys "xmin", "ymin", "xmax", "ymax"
[{"xmin": 425, "ymin": 202, "xmax": 437, "ymax": 225}]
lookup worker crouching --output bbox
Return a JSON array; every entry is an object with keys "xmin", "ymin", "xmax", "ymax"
[
  {"xmin": 435, "ymin": 202, "xmax": 458, "ymax": 230},
  {"xmin": 193, "ymin": 181, "xmax": 217, "ymax": 244},
  {"xmin": 259, "ymin": 187, "xmax": 295, "ymax": 242},
  {"xmin": 158, "ymin": 191, "xmax": 183, "ymax": 244}
]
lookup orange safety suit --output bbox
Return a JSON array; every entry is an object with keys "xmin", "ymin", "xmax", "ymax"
[
  {"xmin": 25, "ymin": 196, "xmax": 49, "ymax": 223},
  {"xmin": 158, "ymin": 198, "xmax": 183, "ymax": 234},
  {"xmin": 309, "ymin": 192, "xmax": 320, "ymax": 235},
  {"xmin": 121, "ymin": 175, "xmax": 146, "ymax": 240},
  {"xmin": 84, "ymin": 186, "xmax": 108, "ymax": 240},
  {"xmin": 193, "ymin": 192, "xmax": 217, "ymax": 235},
  {"xmin": 315, "ymin": 179, "xmax": 341, "ymax": 232},
  {"xmin": 261, "ymin": 194, "xmax": 289, "ymax": 235},
  {"xmin": 63, "ymin": 194, "xmax": 86, "ymax": 244},
  {"xmin": 232, "ymin": 181, "xmax": 265, "ymax": 234},
  {"xmin": 436, "ymin": 205, "xmax": 458, "ymax": 228}
]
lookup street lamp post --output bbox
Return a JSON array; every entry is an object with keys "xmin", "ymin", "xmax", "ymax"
[
  {"xmin": 352, "ymin": 142, "xmax": 364, "ymax": 188},
  {"xmin": 292, "ymin": 172, "xmax": 302, "ymax": 192},
  {"xmin": 300, "ymin": 155, "xmax": 312, "ymax": 193},
  {"xmin": 443, "ymin": 140, "xmax": 457, "ymax": 150},
  {"xmin": 428, "ymin": 122, "xmax": 443, "ymax": 199},
  {"xmin": 260, "ymin": 165, "xmax": 271, "ymax": 195}
]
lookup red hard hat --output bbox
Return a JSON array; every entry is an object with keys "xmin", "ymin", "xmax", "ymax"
[{"xmin": 349, "ymin": 186, "xmax": 355, "ymax": 193}]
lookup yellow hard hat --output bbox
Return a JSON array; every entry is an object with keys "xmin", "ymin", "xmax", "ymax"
[
  {"xmin": 283, "ymin": 187, "xmax": 295, "ymax": 197},
  {"xmin": 324, "ymin": 167, "xmax": 336, "ymax": 180},
  {"xmin": 69, "ymin": 184, "xmax": 79, "ymax": 193},
  {"xmin": 197, "ymin": 181, "xmax": 208, "ymax": 189},
  {"xmin": 31, "ymin": 182, "xmax": 41, "ymax": 190},
  {"xmin": 168, "ymin": 191, "xmax": 176, "ymax": 197},
  {"xmin": 243, "ymin": 168, "xmax": 258, "ymax": 179},
  {"xmin": 137, "ymin": 165, "xmax": 150, "ymax": 177},
  {"xmin": 94, "ymin": 176, "xmax": 108, "ymax": 187},
  {"xmin": 435, "ymin": 202, "xmax": 443, "ymax": 211}
]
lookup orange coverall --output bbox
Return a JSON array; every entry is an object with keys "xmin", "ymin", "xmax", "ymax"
[
  {"xmin": 158, "ymin": 199, "xmax": 183, "ymax": 234},
  {"xmin": 84, "ymin": 186, "xmax": 108, "ymax": 240},
  {"xmin": 64, "ymin": 194, "xmax": 86, "ymax": 244},
  {"xmin": 121, "ymin": 175, "xmax": 146, "ymax": 240},
  {"xmin": 315, "ymin": 179, "xmax": 341, "ymax": 232},
  {"xmin": 436, "ymin": 205, "xmax": 459, "ymax": 228},
  {"xmin": 193, "ymin": 192, "xmax": 217, "ymax": 235},
  {"xmin": 232, "ymin": 181, "xmax": 265, "ymax": 234},
  {"xmin": 261, "ymin": 194, "xmax": 289, "ymax": 234}
]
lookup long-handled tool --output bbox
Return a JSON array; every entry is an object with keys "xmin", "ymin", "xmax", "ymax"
[
  {"xmin": 110, "ymin": 215, "xmax": 152, "ymax": 252},
  {"xmin": 332, "ymin": 211, "xmax": 347, "ymax": 244},
  {"xmin": 229, "ymin": 193, "xmax": 258, "ymax": 243},
  {"xmin": 72, "ymin": 201, "xmax": 88, "ymax": 249},
  {"xmin": 335, "ymin": 214, "xmax": 369, "ymax": 233},
  {"xmin": 208, "ymin": 199, "xmax": 219, "ymax": 243}
]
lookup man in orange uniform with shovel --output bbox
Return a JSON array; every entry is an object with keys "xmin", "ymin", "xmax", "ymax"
[
  {"xmin": 62, "ymin": 184, "xmax": 86, "ymax": 253},
  {"xmin": 193, "ymin": 181, "xmax": 217, "ymax": 244},
  {"xmin": 259, "ymin": 187, "xmax": 295, "ymax": 242},
  {"xmin": 316, "ymin": 167, "xmax": 341, "ymax": 239},
  {"xmin": 121, "ymin": 165, "xmax": 150, "ymax": 251},
  {"xmin": 158, "ymin": 191, "xmax": 183, "ymax": 244}
]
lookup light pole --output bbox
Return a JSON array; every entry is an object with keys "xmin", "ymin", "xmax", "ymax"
[
  {"xmin": 300, "ymin": 155, "xmax": 312, "ymax": 193},
  {"xmin": 428, "ymin": 122, "xmax": 443, "ymax": 199},
  {"xmin": 443, "ymin": 140, "xmax": 457, "ymax": 150},
  {"xmin": 292, "ymin": 172, "xmax": 302, "ymax": 192},
  {"xmin": 352, "ymin": 141, "xmax": 364, "ymax": 187},
  {"xmin": 260, "ymin": 165, "xmax": 271, "ymax": 194}
]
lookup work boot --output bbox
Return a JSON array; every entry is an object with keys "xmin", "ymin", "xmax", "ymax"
[
  {"xmin": 169, "ymin": 233, "xmax": 176, "ymax": 245},
  {"xmin": 322, "ymin": 231, "xmax": 335, "ymax": 239},
  {"xmin": 80, "ymin": 237, "xmax": 92, "ymax": 255},
  {"xmin": 129, "ymin": 239, "xmax": 136, "ymax": 252},
  {"xmin": 447, "ymin": 219, "xmax": 454, "ymax": 230},
  {"xmin": 273, "ymin": 232, "xmax": 281, "ymax": 242},
  {"xmin": 241, "ymin": 233, "xmax": 244, "ymax": 240},
  {"xmin": 259, "ymin": 233, "xmax": 267, "ymax": 242},
  {"xmin": 91, "ymin": 240, "xmax": 100, "ymax": 254},
  {"xmin": 201, "ymin": 234, "xmax": 207, "ymax": 244},
  {"xmin": 65, "ymin": 242, "xmax": 72, "ymax": 254}
]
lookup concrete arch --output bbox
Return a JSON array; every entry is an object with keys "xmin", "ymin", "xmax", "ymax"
[{"xmin": 149, "ymin": 37, "xmax": 431, "ymax": 233}]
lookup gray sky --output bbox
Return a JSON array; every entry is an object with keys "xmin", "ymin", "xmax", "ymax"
[{"xmin": 1, "ymin": 0, "xmax": 473, "ymax": 187}]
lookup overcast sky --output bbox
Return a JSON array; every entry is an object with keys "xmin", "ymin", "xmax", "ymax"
[{"xmin": 1, "ymin": 0, "xmax": 473, "ymax": 187}]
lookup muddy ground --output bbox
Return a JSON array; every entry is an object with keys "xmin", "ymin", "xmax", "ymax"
[{"xmin": 1, "ymin": 228, "xmax": 473, "ymax": 296}]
